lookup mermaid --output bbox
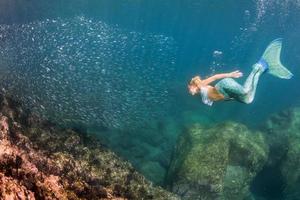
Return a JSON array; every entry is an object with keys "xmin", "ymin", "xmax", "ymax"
[{"xmin": 188, "ymin": 39, "xmax": 293, "ymax": 106}]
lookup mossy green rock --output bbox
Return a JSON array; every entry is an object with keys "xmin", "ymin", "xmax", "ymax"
[
  {"xmin": 264, "ymin": 108, "xmax": 300, "ymax": 198},
  {"xmin": 281, "ymin": 135, "xmax": 300, "ymax": 197},
  {"xmin": 166, "ymin": 122, "xmax": 268, "ymax": 200}
]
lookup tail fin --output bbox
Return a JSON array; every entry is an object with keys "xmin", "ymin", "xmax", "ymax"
[{"xmin": 262, "ymin": 38, "xmax": 293, "ymax": 79}]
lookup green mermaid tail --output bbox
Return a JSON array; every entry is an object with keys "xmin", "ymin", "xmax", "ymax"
[
  {"xmin": 261, "ymin": 38, "xmax": 293, "ymax": 79},
  {"xmin": 214, "ymin": 39, "xmax": 293, "ymax": 105}
]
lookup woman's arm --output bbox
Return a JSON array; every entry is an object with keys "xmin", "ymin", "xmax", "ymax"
[{"xmin": 202, "ymin": 70, "xmax": 243, "ymax": 85}]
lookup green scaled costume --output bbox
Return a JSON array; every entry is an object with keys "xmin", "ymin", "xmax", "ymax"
[{"xmin": 215, "ymin": 38, "xmax": 293, "ymax": 104}]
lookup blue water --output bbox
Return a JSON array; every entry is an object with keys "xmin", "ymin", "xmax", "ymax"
[{"xmin": 0, "ymin": 0, "xmax": 300, "ymax": 198}]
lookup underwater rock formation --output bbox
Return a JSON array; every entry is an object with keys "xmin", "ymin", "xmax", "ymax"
[
  {"xmin": 262, "ymin": 107, "xmax": 300, "ymax": 199},
  {"xmin": 0, "ymin": 94, "xmax": 178, "ymax": 200},
  {"xmin": 92, "ymin": 118, "xmax": 181, "ymax": 186},
  {"xmin": 166, "ymin": 122, "xmax": 269, "ymax": 200}
]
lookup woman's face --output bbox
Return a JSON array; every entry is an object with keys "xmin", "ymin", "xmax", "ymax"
[
  {"xmin": 188, "ymin": 76, "xmax": 201, "ymax": 95},
  {"xmin": 188, "ymin": 84, "xmax": 200, "ymax": 95}
]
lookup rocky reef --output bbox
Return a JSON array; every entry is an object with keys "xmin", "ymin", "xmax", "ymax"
[
  {"xmin": 2, "ymin": 89, "xmax": 300, "ymax": 200},
  {"xmin": 166, "ymin": 122, "xmax": 269, "ymax": 200},
  {"xmin": 91, "ymin": 118, "xmax": 181, "ymax": 186},
  {"xmin": 0, "ymin": 94, "xmax": 178, "ymax": 200},
  {"xmin": 166, "ymin": 106, "xmax": 300, "ymax": 200},
  {"xmin": 259, "ymin": 107, "xmax": 300, "ymax": 200}
]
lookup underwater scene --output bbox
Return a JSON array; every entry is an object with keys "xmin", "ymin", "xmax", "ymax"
[{"xmin": 0, "ymin": 0, "xmax": 300, "ymax": 199}]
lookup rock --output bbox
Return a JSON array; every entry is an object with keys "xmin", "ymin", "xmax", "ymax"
[
  {"xmin": 140, "ymin": 161, "xmax": 166, "ymax": 185},
  {"xmin": 0, "ymin": 172, "xmax": 35, "ymax": 199},
  {"xmin": 0, "ymin": 115, "xmax": 70, "ymax": 199},
  {"xmin": 91, "ymin": 118, "xmax": 178, "ymax": 186},
  {"xmin": 281, "ymin": 135, "xmax": 300, "ymax": 197},
  {"xmin": 0, "ymin": 93, "xmax": 179, "ymax": 200},
  {"xmin": 166, "ymin": 122, "xmax": 268, "ymax": 200},
  {"xmin": 263, "ymin": 108, "xmax": 300, "ymax": 199}
]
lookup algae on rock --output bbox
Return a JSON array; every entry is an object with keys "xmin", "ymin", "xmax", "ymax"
[
  {"xmin": 0, "ymin": 93, "xmax": 179, "ymax": 200},
  {"xmin": 263, "ymin": 107, "xmax": 300, "ymax": 199},
  {"xmin": 166, "ymin": 122, "xmax": 269, "ymax": 200}
]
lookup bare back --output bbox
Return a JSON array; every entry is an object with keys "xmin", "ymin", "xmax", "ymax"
[{"xmin": 206, "ymin": 85, "xmax": 225, "ymax": 101}]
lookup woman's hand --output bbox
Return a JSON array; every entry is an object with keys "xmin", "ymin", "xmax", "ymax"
[{"xmin": 228, "ymin": 70, "xmax": 243, "ymax": 78}]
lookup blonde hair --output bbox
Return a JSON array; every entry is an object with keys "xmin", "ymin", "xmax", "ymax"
[{"xmin": 189, "ymin": 76, "xmax": 202, "ymax": 87}]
